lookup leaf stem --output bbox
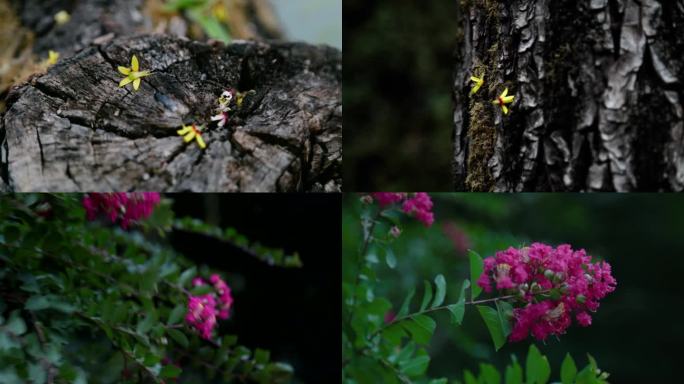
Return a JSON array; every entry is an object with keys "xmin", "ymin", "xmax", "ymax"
[{"xmin": 370, "ymin": 293, "xmax": 524, "ymax": 339}]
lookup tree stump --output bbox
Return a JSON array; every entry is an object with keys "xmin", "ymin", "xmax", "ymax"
[
  {"xmin": 453, "ymin": 0, "xmax": 684, "ymax": 191},
  {"xmin": 0, "ymin": 0, "xmax": 341, "ymax": 192}
]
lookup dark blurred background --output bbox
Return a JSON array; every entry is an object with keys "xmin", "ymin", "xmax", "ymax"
[
  {"xmin": 344, "ymin": 0, "xmax": 461, "ymax": 190},
  {"xmin": 343, "ymin": 194, "xmax": 684, "ymax": 383},
  {"xmin": 171, "ymin": 194, "xmax": 340, "ymax": 383}
]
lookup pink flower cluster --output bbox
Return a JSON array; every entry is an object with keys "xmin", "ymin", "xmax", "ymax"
[
  {"xmin": 185, "ymin": 274, "xmax": 234, "ymax": 340},
  {"xmin": 369, "ymin": 193, "xmax": 435, "ymax": 227},
  {"xmin": 477, "ymin": 243, "xmax": 616, "ymax": 342},
  {"xmin": 83, "ymin": 193, "xmax": 160, "ymax": 229}
]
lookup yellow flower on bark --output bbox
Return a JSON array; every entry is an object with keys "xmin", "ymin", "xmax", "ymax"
[
  {"xmin": 177, "ymin": 124, "xmax": 207, "ymax": 149},
  {"xmin": 493, "ymin": 87, "xmax": 515, "ymax": 115},
  {"xmin": 118, "ymin": 55, "xmax": 151, "ymax": 91},
  {"xmin": 470, "ymin": 74, "xmax": 484, "ymax": 95},
  {"xmin": 47, "ymin": 50, "xmax": 60, "ymax": 66},
  {"xmin": 54, "ymin": 10, "xmax": 70, "ymax": 25}
]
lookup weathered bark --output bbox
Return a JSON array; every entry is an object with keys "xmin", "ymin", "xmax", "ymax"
[
  {"xmin": 0, "ymin": 0, "xmax": 341, "ymax": 192},
  {"xmin": 453, "ymin": 0, "xmax": 684, "ymax": 191}
]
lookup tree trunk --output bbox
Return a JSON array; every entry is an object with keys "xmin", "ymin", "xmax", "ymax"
[
  {"xmin": 453, "ymin": 0, "xmax": 684, "ymax": 191},
  {"xmin": 0, "ymin": 0, "xmax": 341, "ymax": 192}
]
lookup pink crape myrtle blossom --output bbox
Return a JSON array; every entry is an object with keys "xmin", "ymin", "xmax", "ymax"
[
  {"xmin": 401, "ymin": 192, "xmax": 434, "ymax": 227},
  {"xmin": 370, "ymin": 193, "xmax": 406, "ymax": 207},
  {"xmin": 83, "ymin": 192, "xmax": 160, "ymax": 229},
  {"xmin": 367, "ymin": 192, "xmax": 435, "ymax": 227},
  {"xmin": 477, "ymin": 243, "xmax": 616, "ymax": 342},
  {"xmin": 186, "ymin": 274, "xmax": 234, "ymax": 339}
]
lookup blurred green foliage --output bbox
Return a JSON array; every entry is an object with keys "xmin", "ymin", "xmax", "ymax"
[
  {"xmin": 0, "ymin": 194, "xmax": 296, "ymax": 383},
  {"xmin": 344, "ymin": 1, "xmax": 461, "ymax": 190},
  {"xmin": 343, "ymin": 193, "xmax": 684, "ymax": 383}
]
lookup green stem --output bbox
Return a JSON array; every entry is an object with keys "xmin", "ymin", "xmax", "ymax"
[{"xmin": 370, "ymin": 293, "xmax": 523, "ymax": 340}]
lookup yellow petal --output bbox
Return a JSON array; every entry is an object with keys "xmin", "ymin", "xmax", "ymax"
[
  {"xmin": 177, "ymin": 127, "xmax": 191, "ymax": 135},
  {"xmin": 119, "ymin": 77, "xmax": 133, "ymax": 88},
  {"xmin": 502, "ymin": 105, "xmax": 509, "ymax": 115},
  {"xmin": 502, "ymin": 95, "xmax": 515, "ymax": 103},
  {"xmin": 133, "ymin": 78, "xmax": 141, "ymax": 91},
  {"xmin": 196, "ymin": 135, "xmax": 206, "ymax": 149},
  {"xmin": 501, "ymin": 88, "xmax": 508, "ymax": 98},
  {"xmin": 184, "ymin": 132, "xmax": 195, "ymax": 142},
  {"xmin": 131, "ymin": 55, "xmax": 139, "ymax": 72},
  {"xmin": 118, "ymin": 66, "xmax": 131, "ymax": 75},
  {"xmin": 48, "ymin": 51, "xmax": 59, "ymax": 65},
  {"xmin": 470, "ymin": 84, "xmax": 481, "ymax": 95}
]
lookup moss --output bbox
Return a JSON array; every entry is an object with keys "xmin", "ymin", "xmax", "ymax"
[{"xmin": 465, "ymin": 100, "xmax": 496, "ymax": 191}]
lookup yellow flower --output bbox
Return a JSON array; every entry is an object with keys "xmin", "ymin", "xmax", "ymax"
[
  {"xmin": 177, "ymin": 124, "xmax": 207, "ymax": 149},
  {"xmin": 47, "ymin": 50, "xmax": 60, "ymax": 66},
  {"xmin": 118, "ymin": 55, "xmax": 151, "ymax": 91},
  {"xmin": 470, "ymin": 74, "xmax": 484, "ymax": 95},
  {"xmin": 492, "ymin": 87, "xmax": 515, "ymax": 115},
  {"xmin": 54, "ymin": 10, "xmax": 70, "ymax": 26}
]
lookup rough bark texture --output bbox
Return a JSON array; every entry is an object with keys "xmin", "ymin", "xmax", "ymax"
[
  {"xmin": 453, "ymin": 0, "xmax": 684, "ymax": 191},
  {"xmin": 0, "ymin": 0, "xmax": 341, "ymax": 192}
]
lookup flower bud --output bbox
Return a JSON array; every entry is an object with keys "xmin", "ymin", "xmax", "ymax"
[
  {"xmin": 360, "ymin": 195, "xmax": 373, "ymax": 204},
  {"xmin": 544, "ymin": 269, "xmax": 554, "ymax": 279},
  {"xmin": 531, "ymin": 282, "xmax": 541, "ymax": 293},
  {"xmin": 520, "ymin": 283, "xmax": 529, "ymax": 291},
  {"xmin": 559, "ymin": 283, "xmax": 569, "ymax": 294},
  {"xmin": 576, "ymin": 294, "xmax": 587, "ymax": 304},
  {"xmin": 389, "ymin": 226, "xmax": 401, "ymax": 238},
  {"xmin": 553, "ymin": 272, "xmax": 564, "ymax": 282}
]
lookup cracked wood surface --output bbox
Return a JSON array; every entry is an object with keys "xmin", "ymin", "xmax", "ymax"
[
  {"xmin": 2, "ymin": 34, "xmax": 342, "ymax": 192},
  {"xmin": 453, "ymin": 0, "xmax": 684, "ymax": 191}
]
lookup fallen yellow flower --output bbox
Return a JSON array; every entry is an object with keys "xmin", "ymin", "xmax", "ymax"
[
  {"xmin": 47, "ymin": 50, "xmax": 60, "ymax": 66},
  {"xmin": 493, "ymin": 87, "xmax": 515, "ymax": 115},
  {"xmin": 118, "ymin": 55, "xmax": 151, "ymax": 91},
  {"xmin": 177, "ymin": 124, "xmax": 207, "ymax": 149}
]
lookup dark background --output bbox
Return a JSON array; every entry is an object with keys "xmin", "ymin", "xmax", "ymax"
[
  {"xmin": 170, "ymin": 194, "xmax": 341, "ymax": 383},
  {"xmin": 343, "ymin": 194, "xmax": 684, "ymax": 383},
  {"xmin": 344, "ymin": 0, "xmax": 460, "ymax": 191}
]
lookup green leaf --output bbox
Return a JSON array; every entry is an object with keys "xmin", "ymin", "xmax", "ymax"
[
  {"xmin": 419, "ymin": 280, "xmax": 433, "ymax": 311},
  {"xmin": 255, "ymin": 348, "xmax": 270, "ymax": 365},
  {"xmin": 397, "ymin": 288, "xmax": 415, "ymax": 318},
  {"xmin": 400, "ymin": 315, "xmax": 435, "ymax": 344},
  {"xmin": 384, "ymin": 247, "xmax": 397, "ymax": 269},
  {"xmin": 496, "ymin": 300, "xmax": 513, "ymax": 339},
  {"xmin": 190, "ymin": 285, "xmax": 213, "ymax": 295},
  {"xmin": 381, "ymin": 324, "xmax": 406, "ymax": 346},
  {"xmin": 401, "ymin": 355, "xmax": 430, "ymax": 377},
  {"xmin": 560, "ymin": 353, "xmax": 577, "ymax": 384},
  {"xmin": 167, "ymin": 328, "xmax": 189, "ymax": 348},
  {"xmin": 431, "ymin": 274, "xmax": 446, "ymax": 308},
  {"xmin": 178, "ymin": 267, "xmax": 197, "ymax": 287},
  {"xmin": 477, "ymin": 305, "xmax": 506, "ymax": 351},
  {"xmin": 526, "ymin": 345, "xmax": 551, "ymax": 384},
  {"xmin": 25, "ymin": 295, "xmax": 75, "ymax": 314},
  {"xmin": 160, "ymin": 364, "xmax": 182, "ymax": 379},
  {"xmin": 28, "ymin": 363, "xmax": 46, "ymax": 384},
  {"xmin": 447, "ymin": 279, "xmax": 470, "ymax": 325},
  {"xmin": 464, "ymin": 370, "xmax": 478, "ymax": 384},
  {"xmin": 187, "ymin": 8, "xmax": 232, "ymax": 43},
  {"xmin": 505, "ymin": 357, "xmax": 523, "ymax": 384},
  {"xmin": 480, "ymin": 363, "xmax": 501, "ymax": 384},
  {"xmin": 136, "ymin": 314, "xmax": 155, "ymax": 334},
  {"xmin": 167, "ymin": 305, "xmax": 185, "ymax": 325},
  {"xmin": 469, "ymin": 250, "xmax": 484, "ymax": 299},
  {"xmin": 5, "ymin": 311, "xmax": 26, "ymax": 336}
]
